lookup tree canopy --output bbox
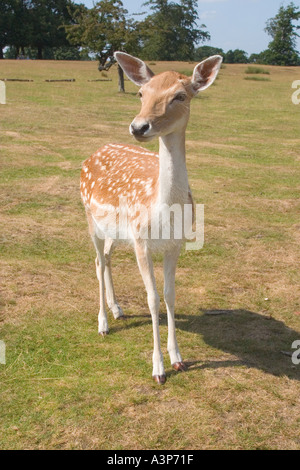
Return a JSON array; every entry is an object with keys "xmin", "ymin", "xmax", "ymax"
[
  {"xmin": 264, "ymin": 2, "xmax": 300, "ymax": 65},
  {"xmin": 139, "ymin": 0, "xmax": 210, "ymax": 61},
  {"xmin": 0, "ymin": 1, "xmax": 12, "ymax": 59},
  {"xmin": 65, "ymin": 0, "xmax": 140, "ymax": 70},
  {"xmin": 194, "ymin": 46, "xmax": 224, "ymax": 62},
  {"xmin": 224, "ymin": 49, "xmax": 249, "ymax": 64},
  {"xmin": 1, "ymin": 0, "xmax": 78, "ymax": 59}
]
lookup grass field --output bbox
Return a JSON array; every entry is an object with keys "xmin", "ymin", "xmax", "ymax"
[{"xmin": 0, "ymin": 59, "xmax": 299, "ymax": 450}]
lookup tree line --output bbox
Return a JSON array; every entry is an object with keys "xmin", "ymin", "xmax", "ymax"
[
  {"xmin": 0, "ymin": 0, "xmax": 80, "ymax": 60},
  {"xmin": 1, "ymin": 0, "xmax": 299, "ymax": 66}
]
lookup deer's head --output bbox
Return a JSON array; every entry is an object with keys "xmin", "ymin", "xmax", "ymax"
[{"xmin": 114, "ymin": 52, "xmax": 223, "ymax": 142}]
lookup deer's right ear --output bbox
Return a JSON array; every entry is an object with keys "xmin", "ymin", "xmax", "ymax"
[{"xmin": 114, "ymin": 52, "xmax": 155, "ymax": 87}]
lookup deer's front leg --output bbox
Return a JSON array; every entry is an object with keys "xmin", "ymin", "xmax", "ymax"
[
  {"xmin": 135, "ymin": 241, "xmax": 165, "ymax": 384},
  {"xmin": 93, "ymin": 237, "xmax": 109, "ymax": 336},
  {"xmin": 164, "ymin": 245, "xmax": 187, "ymax": 372}
]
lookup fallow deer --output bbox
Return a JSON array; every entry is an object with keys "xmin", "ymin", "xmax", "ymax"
[{"xmin": 80, "ymin": 52, "xmax": 222, "ymax": 384}]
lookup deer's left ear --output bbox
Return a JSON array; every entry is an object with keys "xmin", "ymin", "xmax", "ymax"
[
  {"xmin": 191, "ymin": 55, "xmax": 223, "ymax": 94},
  {"xmin": 114, "ymin": 52, "xmax": 155, "ymax": 87}
]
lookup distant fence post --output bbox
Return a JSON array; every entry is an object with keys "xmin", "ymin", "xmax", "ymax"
[{"xmin": 0, "ymin": 80, "xmax": 6, "ymax": 104}]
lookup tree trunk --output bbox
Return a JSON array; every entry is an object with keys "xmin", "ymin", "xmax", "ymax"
[
  {"xmin": 118, "ymin": 64, "xmax": 125, "ymax": 92},
  {"xmin": 0, "ymin": 48, "xmax": 3, "ymax": 60},
  {"xmin": 37, "ymin": 46, "xmax": 43, "ymax": 60}
]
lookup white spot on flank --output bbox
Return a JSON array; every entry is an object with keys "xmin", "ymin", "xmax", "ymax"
[{"xmin": 146, "ymin": 183, "xmax": 152, "ymax": 195}]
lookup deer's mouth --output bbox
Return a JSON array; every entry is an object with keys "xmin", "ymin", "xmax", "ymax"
[{"xmin": 133, "ymin": 134, "xmax": 156, "ymax": 142}]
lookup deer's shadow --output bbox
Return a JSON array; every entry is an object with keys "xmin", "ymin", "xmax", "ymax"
[
  {"xmin": 119, "ymin": 308, "xmax": 300, "ymax": 381},
  {"xmin": 176, "ymin": 309, "xmax": 300, "ymax": 381}
]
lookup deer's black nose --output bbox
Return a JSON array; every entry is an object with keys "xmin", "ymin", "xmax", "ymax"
[{"xmin": 130, "ymin": 122, "xmax": 150, "ymax": 136}]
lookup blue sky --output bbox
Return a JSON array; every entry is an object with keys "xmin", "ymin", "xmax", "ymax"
[{"xmin": 82, "ymin": 0, "xmax": 300, "ymax": 55}]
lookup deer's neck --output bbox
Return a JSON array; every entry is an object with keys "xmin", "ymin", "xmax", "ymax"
[{"xmin": 158, "ymin": 131, "xmax": 189, "ymax": 205}]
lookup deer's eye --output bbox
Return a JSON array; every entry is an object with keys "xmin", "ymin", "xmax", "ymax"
[
  {"xmin": 138, "ymin": 91, "xmax": 143, "ymax": 99},
  {"xmin": 173, "ymin": 93, "xmax": 186, "ymax": 102}
]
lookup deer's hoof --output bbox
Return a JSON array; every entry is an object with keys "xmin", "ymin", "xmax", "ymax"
[
  {"xmin": 172, "ymin": 362, "xmax": 187, "ymax": 372},
  {"xmin": 116, "ymin": 314, "xmax": 126, "ymax": 321},
  {"xmin": 99, "ymin": 331, "xmax": 109, "ymax": 337},
  {"xmin": 153, "ymin": 375, "xmax": 166, "ymax": 385},
  {"xmin": 111, "ymin": 305, "xmax": 125, "ymax": 320}
]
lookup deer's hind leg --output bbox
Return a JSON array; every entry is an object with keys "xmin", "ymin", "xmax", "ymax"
[{"xmin": 104, "ymin": 238, "xmax": 124, "ymax": 320}]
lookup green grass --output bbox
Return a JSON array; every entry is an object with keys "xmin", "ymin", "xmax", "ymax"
[
  {"xmin": 244, "ymin": 76, "xmax": 271, "ymax": 81},
  {"xmin": 178, "ymin": 69, "xmax": 193, "ymax": 76},
  {"xmin": 245, "ymin": 66, "xmax": 270, "ymax": 75},
  {"xmin": 0, "ymin": 60, "xmax": 299, "ymax": 450}
]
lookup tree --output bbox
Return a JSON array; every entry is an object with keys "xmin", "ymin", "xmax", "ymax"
[
  {"xmin": 28, "ymin": 0, "xmax": 76, "ymax": 59},
  {"xmin": 4, "ymin": 44, "xmax": 84, "ymax": 60},
  {"xmin": 249, "ymin": 50, "xmax": 272, "ymax": 64},
  {"xmin": 0, "ymin": 1, "xmax": 13, "ymax": 59},
  {"xmin": 224, "ymin": 49, "xmax": 248, "ymax": 64},
  {"xmin": 0, "ymin": 0, "xmax": 76, "ymax": 59},
  {"xmin": 140, "ymin": 0, "xmax": 210, "ymax": 61},
  {"xmin": 265, "ymin": 2, "xmax": 300, "ymax": 65},
  {"xmin": 66, "ymin": 0, "xmax": 141, "ymax": 91},
  {"xmin": 177, "ymin": 0, "xmax": 210, "ymax": 60},
  {"xmin": 2, "ymin": 0, "xmax": 32, "ymax": 59},
  {"xmin": 194, "ymin": 45, "xmax": 224, "ymax": 62}
]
